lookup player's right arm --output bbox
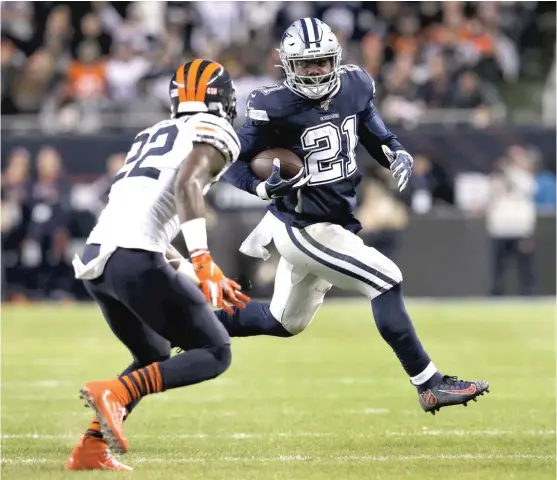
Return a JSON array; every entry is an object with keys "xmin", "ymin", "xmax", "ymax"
[
  {"xmin": 222, "ymin": 90, "xmax": 308, "ymax": 201},
  {"xmin": 222, "ymin": 90, "xmax": 274, "ymax": 196},
  {"xmin": 175, "ymin": 118, "xmax": 249, "ymax": 313}
]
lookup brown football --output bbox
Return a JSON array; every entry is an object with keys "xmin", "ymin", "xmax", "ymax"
[{"xmin": 250, "ymin": 148, "xmax": 304, "ymax": 180}]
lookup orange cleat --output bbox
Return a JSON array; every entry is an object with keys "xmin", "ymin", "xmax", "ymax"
[
  {"xmin": 66, "ymin": 435, "xmax": 132, "ymax": 471},
  {"xmin": 79, "ymin": 381, "xmax": 129, "ymax": 454}
]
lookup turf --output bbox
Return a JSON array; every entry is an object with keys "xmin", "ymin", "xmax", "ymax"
[{"xmin": 1, "ymin": 300, "xmax": 555, "ymax": 479}]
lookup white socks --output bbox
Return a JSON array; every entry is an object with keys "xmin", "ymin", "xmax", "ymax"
[{"xmin": 410, "ymin": 362, "xmax": 438, "ymax": 386}]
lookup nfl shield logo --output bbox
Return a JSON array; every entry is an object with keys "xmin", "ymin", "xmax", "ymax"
[{"xmin": 320, "ymin": 99, "xmax": 331, "ymax": 110}]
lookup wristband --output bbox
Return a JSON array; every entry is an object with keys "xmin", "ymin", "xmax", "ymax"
[
  {"xmin": 180, "ymin": 218, "xmax": 208, "ymax": 257},
  {"xmin": 177, "ymin": 259, "xmax": 200, "ymax": 286},
  {"xmin": 256, "ymin": 181, "xmax": 269, "ymax": 200}
]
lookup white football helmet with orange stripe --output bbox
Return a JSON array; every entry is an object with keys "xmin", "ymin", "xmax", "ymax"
[{"xmin": 169, "ymin": 59, "xmax": 237, "ymax": 124}]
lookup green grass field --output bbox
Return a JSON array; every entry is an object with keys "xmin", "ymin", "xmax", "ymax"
[{"xmin": 1, "ymin": 300, "xmax": 555, "ymax": 479}]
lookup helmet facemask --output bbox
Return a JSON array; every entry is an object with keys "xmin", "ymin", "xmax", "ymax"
[{"xmin": 280, "ymin": 48, "xmax": 342, "ymax": 99}]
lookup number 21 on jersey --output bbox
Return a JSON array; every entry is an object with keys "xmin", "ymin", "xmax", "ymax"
[
  {"xmin": 301, "ymin": 115, "xmax": 358, "ymax": 186},
  {"xmin": 113, "ymin": 125, "xmax": 179, "ymax": 185}
]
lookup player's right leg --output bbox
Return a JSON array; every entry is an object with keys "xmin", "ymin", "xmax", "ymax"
[
  {"xmin": 78, "ymin": 247, "xmax": 232, "ymax": 454},
  {"xmin": 68, "ymin": 278, "xmax": 171, "ymax": 470},
  {"xmin": 271, "ymin": 218, "xmax": 489, "ymax": 414}
]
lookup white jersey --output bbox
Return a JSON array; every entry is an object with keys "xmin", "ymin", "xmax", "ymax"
[{"xmin": 87, "ymin": 113, "xmax": 240, "ymax": 253}]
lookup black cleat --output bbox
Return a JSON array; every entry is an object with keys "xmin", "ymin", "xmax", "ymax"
[{"xmin": 418, "ymin": 375, "xmax": 489, "ymax": 415}]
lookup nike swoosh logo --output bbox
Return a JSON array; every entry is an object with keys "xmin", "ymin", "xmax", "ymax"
[
  {"xmin": 438, "ymin": 385, "xmax": 477, "ymax": 395},
  {"xmin": 173, "ymin": 80, "xmax": 185, "ymax": 88}
]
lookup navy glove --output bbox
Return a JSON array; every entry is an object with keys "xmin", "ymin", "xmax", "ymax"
[
  {"xmin": 382, "ymin": 145, "xmax": 413, "ymax": 192},
  {"xmin": 256, "ymin": 158, "xmax": 312, "ymax": 200}
]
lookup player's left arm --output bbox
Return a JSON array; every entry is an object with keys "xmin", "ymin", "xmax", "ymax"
[
  {"xmin": 175, "ymin": 136, "xmax": 249, "ymax": 311},
  {"xmin": 356, "ymin": 70, "xmax": 414, "ymax": 192}
]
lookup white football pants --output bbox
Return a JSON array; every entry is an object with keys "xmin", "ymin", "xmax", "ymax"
[{"xmin": 242, "ymin": 212, "xmax": 403, "ymax": 335}]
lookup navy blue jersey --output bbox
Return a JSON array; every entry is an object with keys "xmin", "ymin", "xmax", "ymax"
[{"xmin": 223, "ymin": 64, "xmax": 405, "ymax": 233}]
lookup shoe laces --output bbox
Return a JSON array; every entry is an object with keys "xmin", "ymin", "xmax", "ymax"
[{"xmin": 443, "ymin": 375, "xmax": 471, "ymax": 389}]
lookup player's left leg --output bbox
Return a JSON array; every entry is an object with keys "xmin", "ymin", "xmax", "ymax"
[
  {"xmin": 272, "ymin": 220, "xmax": 489, "ymax": 414},
  {"xmin": 215, "ymin": 256, "xmax": 332, "ymax": 337}
]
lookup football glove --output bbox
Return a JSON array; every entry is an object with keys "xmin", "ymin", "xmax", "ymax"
[
  {"xmin": 382, "ymin": 145, "xmax": 414, "ymax": 192},
  {"xmin": 256, "ymin": 158, "xmax": 312, "ymax": 200},
  {"xmin": 191, "ymin": 252, "xmax": 250, "ymax": 314}
]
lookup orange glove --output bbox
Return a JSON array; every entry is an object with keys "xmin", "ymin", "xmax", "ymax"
[
  {"xmin": 222, "ymin": 278, "xmax": 251, "ymax": 312},
  {"xmin": 191, "ymin": 252, "xmax": 250, "ymax": 314}
]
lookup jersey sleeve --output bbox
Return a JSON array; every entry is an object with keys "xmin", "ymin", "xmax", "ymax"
[
  {"xmin": 359, "ymin": 68, "xmax": 376, "ymax": 102},
  {"xmin": 188, "ymin": 113, "xmax": 241, "ymax": 164},
  {"xmin": 358, "ymin": 102, "xmax": 404, "ymax": 169},
  {"xmin": 342, "ymin": 64, "xmax": 376, "ymax": 104}
]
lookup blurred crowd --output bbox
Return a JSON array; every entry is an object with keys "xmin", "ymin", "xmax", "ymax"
[
  {"xmin": 1, "ymin": 1, "xmax": 555, "ymax": 301},
  {"xmin": 2, "ymin": 139, "xmax": 555, "ymax": 301},
  {"xmin": 1, "ymin": 1, "xmax": 555, "ymax": 132}
]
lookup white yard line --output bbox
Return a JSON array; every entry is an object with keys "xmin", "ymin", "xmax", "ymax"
[
  {"xmin": 1, "ymin": 432, "xmax": 334, "ymax": 440},
  {"xmin": 1, "ymin": 453, "xmax": 554, "ymax": 465},
  {"xmin": 2, "ymin": 429, "xmax": 553, "ymax": 440},
  {"xmin": 386, "ymin": 429, "xmax": 555, "ymax": 437}
]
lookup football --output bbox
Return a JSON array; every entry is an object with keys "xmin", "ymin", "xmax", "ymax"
[{"xmin": 250, "ymin": 148, "xmax": 303, "ymax": 180}]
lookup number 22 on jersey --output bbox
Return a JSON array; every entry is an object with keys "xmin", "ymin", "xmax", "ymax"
[
  {"xmin": 113, "ymin": 125, "xmax": 179, "ymax": 185},
  {"xmin": 301, "ymin": 115, "xmax": 358, "ymax": 186}
]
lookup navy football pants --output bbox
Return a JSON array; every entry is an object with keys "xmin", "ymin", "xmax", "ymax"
[{"xmin": 82, "ymin": 245, "xmax": 230, "ymax": 390}]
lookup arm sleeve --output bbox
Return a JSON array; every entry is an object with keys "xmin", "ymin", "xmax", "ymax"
[
  {"xmin": 222, "ymin": 90, "xmax": 276, "ymax": 195},
  {"xmin": 358, "ymin": 101, "xmax": 405, "ymax": 169}
]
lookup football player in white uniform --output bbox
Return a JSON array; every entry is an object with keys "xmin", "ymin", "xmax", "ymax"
[{"xmin": 67, "ymin": 59, "xmax": 250, "ymax": 471}]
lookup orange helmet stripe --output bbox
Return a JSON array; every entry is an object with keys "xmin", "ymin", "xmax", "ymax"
[
  {"xmin": 195, "ymin": 126, "xmax": 217, "ymax": 133},
  {"xmin": 195, "ymin": 62, "xmax": 222, "ymax": 102},
  {"xmin": 186, "ymin": 59, "xmax": 203, "ymax": 101},
  {"xmin": 175, "ymin": 64, "xmax": 187, "ymax": 103}
]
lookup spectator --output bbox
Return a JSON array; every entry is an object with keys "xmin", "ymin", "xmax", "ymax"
[
  {"xmin": 105, "ymin": 42, "xmax": 149, "ymax": 103},
  {"xmin": 72, "ymin": 12, "xmax": 113, "ymax": 56},
  {"xmin": 10, "ymin": 48, "xmax": 57, "ymax": 114},
  {"xmin": 407, "ymin": 154, "xmax": 454, "ymax": 214},
  {"xmin": 1, "ymin": 35, "xmax": 27, "ymax": 114},
  {"xmin": 92, "ymin": 1, "xmax": 153, "ymax": 52},
  {"xmin": 416, "ymin": 53, "xmax": 453, "ymax": 108},
  {"xmin": 450, "ymin": 69, "xmax": 500, "ymax": 109},
  {"xmin": 28, "ymin": 146, "xmax": 73, "ymax": 299},
  {"xmin": 42, "ymin": 4, "xmax": 73, "ymax": 66},
  {"xmin": 1, "ymin": 148, "xmax": 32, "ymax": 300},
  {"xmin": 380, "ymin": 53, "xmax": 421, "ymax": 123},
  {"xmin": 532, "ymin": 154, "xmax": 557, "ymax": 212},
  {"xmin": 358, "ymin": 167, "xmax": 408, "ymax": 259},
  {"xmin": 450, "ymin": 69, "xmax": 502, "ymax": 126},
  {"xmin": 66, "ymin": 40, "xmax": 107, "ymax": 102},
  {"xmin": 361, "ymin": 33, "xmax": 384, "ymax": 80},
  {"xmin": 485, "ymin": 146, "xmax": 537, "ymax": 296},
  {"xmin": 87, "ymin": 153, "xmax": 126, "ymax": 217}
]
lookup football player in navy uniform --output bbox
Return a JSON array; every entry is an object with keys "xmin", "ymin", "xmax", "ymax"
[{"xmin": 216, "ymin": 18, "xmax": 489, "ymax": 414}]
